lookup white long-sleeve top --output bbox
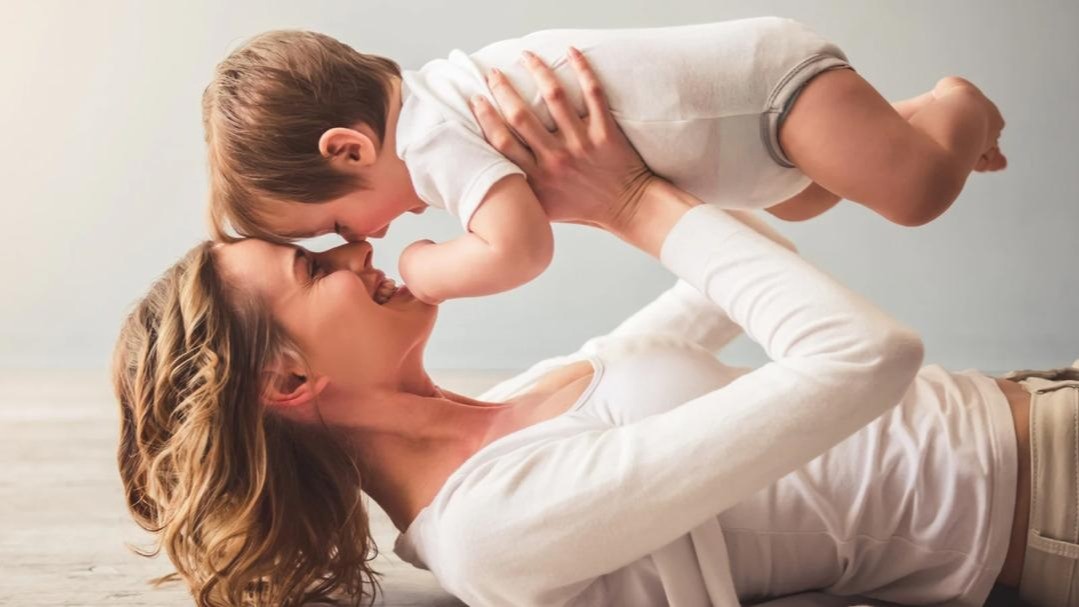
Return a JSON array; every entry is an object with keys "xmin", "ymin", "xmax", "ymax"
[{"xmin": 394, "ymin": 206, "xmax": 926, "ymax": 606}]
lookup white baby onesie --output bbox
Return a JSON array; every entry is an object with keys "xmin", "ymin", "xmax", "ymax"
[{"xmin": 395, "ymin": 16, "xmax": 850, "ymax": 229}]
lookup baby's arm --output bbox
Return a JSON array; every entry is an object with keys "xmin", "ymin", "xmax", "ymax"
[{"xmin": 399, "ymin": 175, "xmax": 554, "ymax": 303}]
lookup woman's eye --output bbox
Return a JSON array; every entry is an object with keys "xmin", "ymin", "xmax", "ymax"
[
  {"xmin": 333, "ymin": 222, "xmax": 341, "ymax": 235},
  {"xmin": 308, "ymin": 259, "xmax": 324, "ymax": 281}
]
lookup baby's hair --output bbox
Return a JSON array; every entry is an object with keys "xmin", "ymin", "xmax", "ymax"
[{"xmin": 202, "ymin": 30, "xmax": 400, "ymax": 242}]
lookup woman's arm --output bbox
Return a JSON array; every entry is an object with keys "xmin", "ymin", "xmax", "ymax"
[
  {"xmin": 591, "ymin": 208, "xmax": 797, "ymax": 356},
  {"xmin": 471, "ymin": 50, "xmax": 798, "ymax": 356},
  {"xmin": 440, "ymin": 193, "xmax": 924, "ymax": 605},
  {"xmin": 443, "ymin": 49, "xmax": 925, "ymax": 602}
]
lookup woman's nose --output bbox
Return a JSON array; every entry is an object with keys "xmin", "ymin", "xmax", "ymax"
[{"xmin": 318, "ymin": 241, "xmax": 373, "ymax": 273}]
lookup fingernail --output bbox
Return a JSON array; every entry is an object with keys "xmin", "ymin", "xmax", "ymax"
[
  {"xmin": 569, "ymin": 46, "xmax": 581, "ymax": 58},
  {"xmin": 522, "ymin": 50, "xmax": 537, "ymax": 63},
  {"xmin": 488, "ymin": 67, "xmax": 501, "ymax": 81},
  {"xmin": 470, "ymin": 94, "xmax": 485, "ymax": 107}
]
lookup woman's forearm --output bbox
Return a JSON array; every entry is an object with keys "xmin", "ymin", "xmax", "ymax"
[{"xmin": 607, "ymin": 179, "xmax": 702, "ymax": 259}]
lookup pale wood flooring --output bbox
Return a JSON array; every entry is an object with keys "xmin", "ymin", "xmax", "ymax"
[{"xmin": 0, "ymin": 371, "xmax": 499, "ymax": 606}]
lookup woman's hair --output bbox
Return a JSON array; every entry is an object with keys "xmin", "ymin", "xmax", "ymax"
[
  {"xmin": 202, "ymin": 30, "xmax": 401, "ymax": 243},
  {"xmin": 112, "ymin": 241, "xmax": 381, "ymax": 606}
]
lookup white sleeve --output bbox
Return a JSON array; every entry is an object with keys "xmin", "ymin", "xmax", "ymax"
[
  {"xmin": 401, "ymin": 120, "xmax": 525, "ymax": 229},
  {"xmin": 581, "ymin": 210, "xmax": 797, "ymax": 356},
  {"xmin": 438, "ymin": 205, "xmax": 924, "ymax": 602},
  {"xmin": 586, "ymin": 278, "xmax": 743, "ymax": 355}
]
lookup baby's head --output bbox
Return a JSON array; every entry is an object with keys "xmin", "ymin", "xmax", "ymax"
[{"xmin": 203, "ymin": 30, "xmax": 424, "ymax": 243}]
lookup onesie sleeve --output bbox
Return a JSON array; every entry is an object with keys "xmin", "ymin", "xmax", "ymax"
[
  {"xmin": 432, "ymin": 205, "xmax": 924, "ymax": 604},
  {"xmin": 400, "ymin": 120, "xmax": 525, "ymax": 230}
]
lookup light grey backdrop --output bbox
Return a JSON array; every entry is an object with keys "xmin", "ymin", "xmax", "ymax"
[{"xmin": 3, "ymin": 0, "xmax": 1076, "ymax": 372}]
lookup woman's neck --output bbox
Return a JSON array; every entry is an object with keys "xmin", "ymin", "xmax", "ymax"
[
  {"xmin": 356, "ymin": 392, "xmax": 502, "ymax": 531},
  {"xmin": 353, "ymin": 361, "xmax": 597, "ymax": 531}
]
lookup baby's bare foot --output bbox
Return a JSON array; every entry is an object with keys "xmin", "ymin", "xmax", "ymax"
[
  {"xmin": 891, "ymin": 90, "xmax": 935, "ymax": 120},
  {"xmin": 975, "ymin": 145, "xmax": 1007, "ymax": 172},
  {"xmin": 893, "ymin": 75, "xmax": 977, "ymax": 121},
  {"xmin": 932, "ymin": 76, "xmax": 1007, "ymax": 172},
  {"xmin": 932, "ymin": 75, "xmax": 984, "ymax": 99}
]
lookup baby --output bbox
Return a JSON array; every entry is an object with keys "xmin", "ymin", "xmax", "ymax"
[{"xmin": 202, "ymin": 17, "xmax": 1005, "ymax": 303}]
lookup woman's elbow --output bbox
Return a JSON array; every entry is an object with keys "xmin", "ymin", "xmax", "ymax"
[
  {"xmin": 886, "ymin": 327, "xmax": 925, "ymax": 375},
  {"xmin": 869, "ymin": 325, "xmax": 925, "ymax": 396}
]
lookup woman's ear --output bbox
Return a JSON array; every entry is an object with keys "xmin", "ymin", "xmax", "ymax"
[
  {"xmin": 318, "ymin": 127, "xmax": 379, "ymax": 172},
  {"xmin": 260, "ymin": 359, "xmax": 330, "ymax": 409}
]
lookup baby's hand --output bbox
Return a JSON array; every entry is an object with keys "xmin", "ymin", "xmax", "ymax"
[
  {"xmin": 399, "ymin": 239, "xmax": 444, "ymax": 305},
  {"xmin": 933, "ymin": 76, "xmax": 1007, "ymax": 172}
]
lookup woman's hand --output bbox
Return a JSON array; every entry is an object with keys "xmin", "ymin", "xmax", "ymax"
[{"xmin": 468, "ymin": 48, "xmax": 657, "ymax": 235}]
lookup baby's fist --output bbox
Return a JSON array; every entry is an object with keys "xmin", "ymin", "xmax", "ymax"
[{"xmin": 399, "ymin": 239, "xmax": 443, "ymax": 305}]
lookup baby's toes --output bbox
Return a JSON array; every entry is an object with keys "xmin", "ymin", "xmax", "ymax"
[
  {"xmin": 988, "ymin": 150, "xmax": 1008, "ymax": 171},
  {"xmin": 976, "ymin": 147, "xmax": 1007, "ymax": 172}
]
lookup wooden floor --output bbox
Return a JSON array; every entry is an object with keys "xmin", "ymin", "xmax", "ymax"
[{"xmin": 0, "ymin": 370, "xmax": 500, "ymax": 606}]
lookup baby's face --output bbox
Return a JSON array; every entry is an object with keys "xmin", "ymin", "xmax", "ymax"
[
  {"xmin": 262, "ymin": 129, "xmax": 427, "ymax": 241},
  {"xmin": 266, "ymin": 189, "xmax": 427, "ymax": 242}
]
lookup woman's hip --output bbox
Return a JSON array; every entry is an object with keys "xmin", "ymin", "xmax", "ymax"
[
  {"xmin": 1001, "ymin": 364, "xmax": 1079, "ymax": 607},
  {"xmin": 720, "ymin": 366, "xmax": 1018, "ymax": 605}
]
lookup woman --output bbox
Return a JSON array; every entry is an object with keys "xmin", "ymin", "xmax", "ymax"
[{"xmin": 113, "ymin": 54, "xmax": 1074, "ymax": 606}]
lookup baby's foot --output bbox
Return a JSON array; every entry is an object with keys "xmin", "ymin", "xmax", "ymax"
[
  {"xmin": 893, "ymin": 75, "xmax": 977, "ymax": 121},
  {"xmin": 891, "ymin": 90, "xmax": 936, "ymax": 120},
  {"xmin": 932, "ymin": 75, "xmax": 980, "ymax": 99},
  {"xmin": 933, "ymin": 76, "xmax": 1007, "ymax": 172},
  {"xmin": 894, "ymin": 76, "xmax": 979, "ymax": 120},
  {"xmin": 975, "ymin": 144, "xmax": 1007, "ymax": 172}
]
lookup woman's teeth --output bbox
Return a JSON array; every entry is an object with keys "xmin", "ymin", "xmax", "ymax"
[{"xmin": 373, "ymin": 277, "xmax": 398, "ymax": 305}]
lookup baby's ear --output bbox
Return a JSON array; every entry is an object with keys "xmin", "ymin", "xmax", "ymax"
[
  {"xmin": 259, "ymin": 356, "xmax": 329, "ymax": 410},
  {"xmin": 318, "ymin": 127, "xmax": 378, "ymax": 171}
]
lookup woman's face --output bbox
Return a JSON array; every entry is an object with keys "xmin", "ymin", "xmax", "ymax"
[{"xmin": 214, "ymin": 239, "xmax": 438, "ymax": 396}]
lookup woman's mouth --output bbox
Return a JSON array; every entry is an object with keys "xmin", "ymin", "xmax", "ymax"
[{"xmin": 373, "ymin": 276, "xmax": 399, "ymax": 305}]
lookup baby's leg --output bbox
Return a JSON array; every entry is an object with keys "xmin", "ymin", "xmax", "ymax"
[
  {"xmin": 765, "ymin": 182, "xmax": 841, "ymax": 222},
  {"xmin": 777, "ymin": 69, "xmax": 1004, "ymax": 227},
  {"xmin": 766, "ymin": 89, "xmax": 938, "ymax": 222}
]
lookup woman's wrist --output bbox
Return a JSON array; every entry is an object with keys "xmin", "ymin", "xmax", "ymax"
[{"xmin": 608, "ymin": 179, "xmax": 702, "ymax": 259}]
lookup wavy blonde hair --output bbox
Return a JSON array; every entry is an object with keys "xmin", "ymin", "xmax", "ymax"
[{"xmin": 112, "ymin": 242, "xmax": 381, "ymax": 606}]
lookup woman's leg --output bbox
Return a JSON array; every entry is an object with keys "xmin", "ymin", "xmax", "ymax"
[{"xmin": 777, "ymin": 69, "xmax": 1004, "ymax": 227}]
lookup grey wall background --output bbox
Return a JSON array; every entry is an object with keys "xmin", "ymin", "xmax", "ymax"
[{"xmin": 2, "ymin": 0, "xmax": 1076, "ymax": 372}]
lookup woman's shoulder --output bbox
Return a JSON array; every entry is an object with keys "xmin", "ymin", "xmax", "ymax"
[
  {"xmin": 477, "ymin": 350, "xmax": 592, "ymax": 402},
  {"xmin": 482, "ymin": 332, "xmax": 724, "ymax": 400}
]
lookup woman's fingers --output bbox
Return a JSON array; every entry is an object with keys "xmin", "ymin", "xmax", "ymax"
[
  {"xmin": 567, "ymin": 47, "xmax": 615, "ymax": 137},
  {"xmin": 470, "ymin": 95, "xmax": 535, "ymax": 170},
  {"xmin": 521, "ymin": 50, "xmax": 588, "ymax": 148},
  {"xmin": 485, "ymin": 67, "xmax": 560, "ymax": 154}
]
